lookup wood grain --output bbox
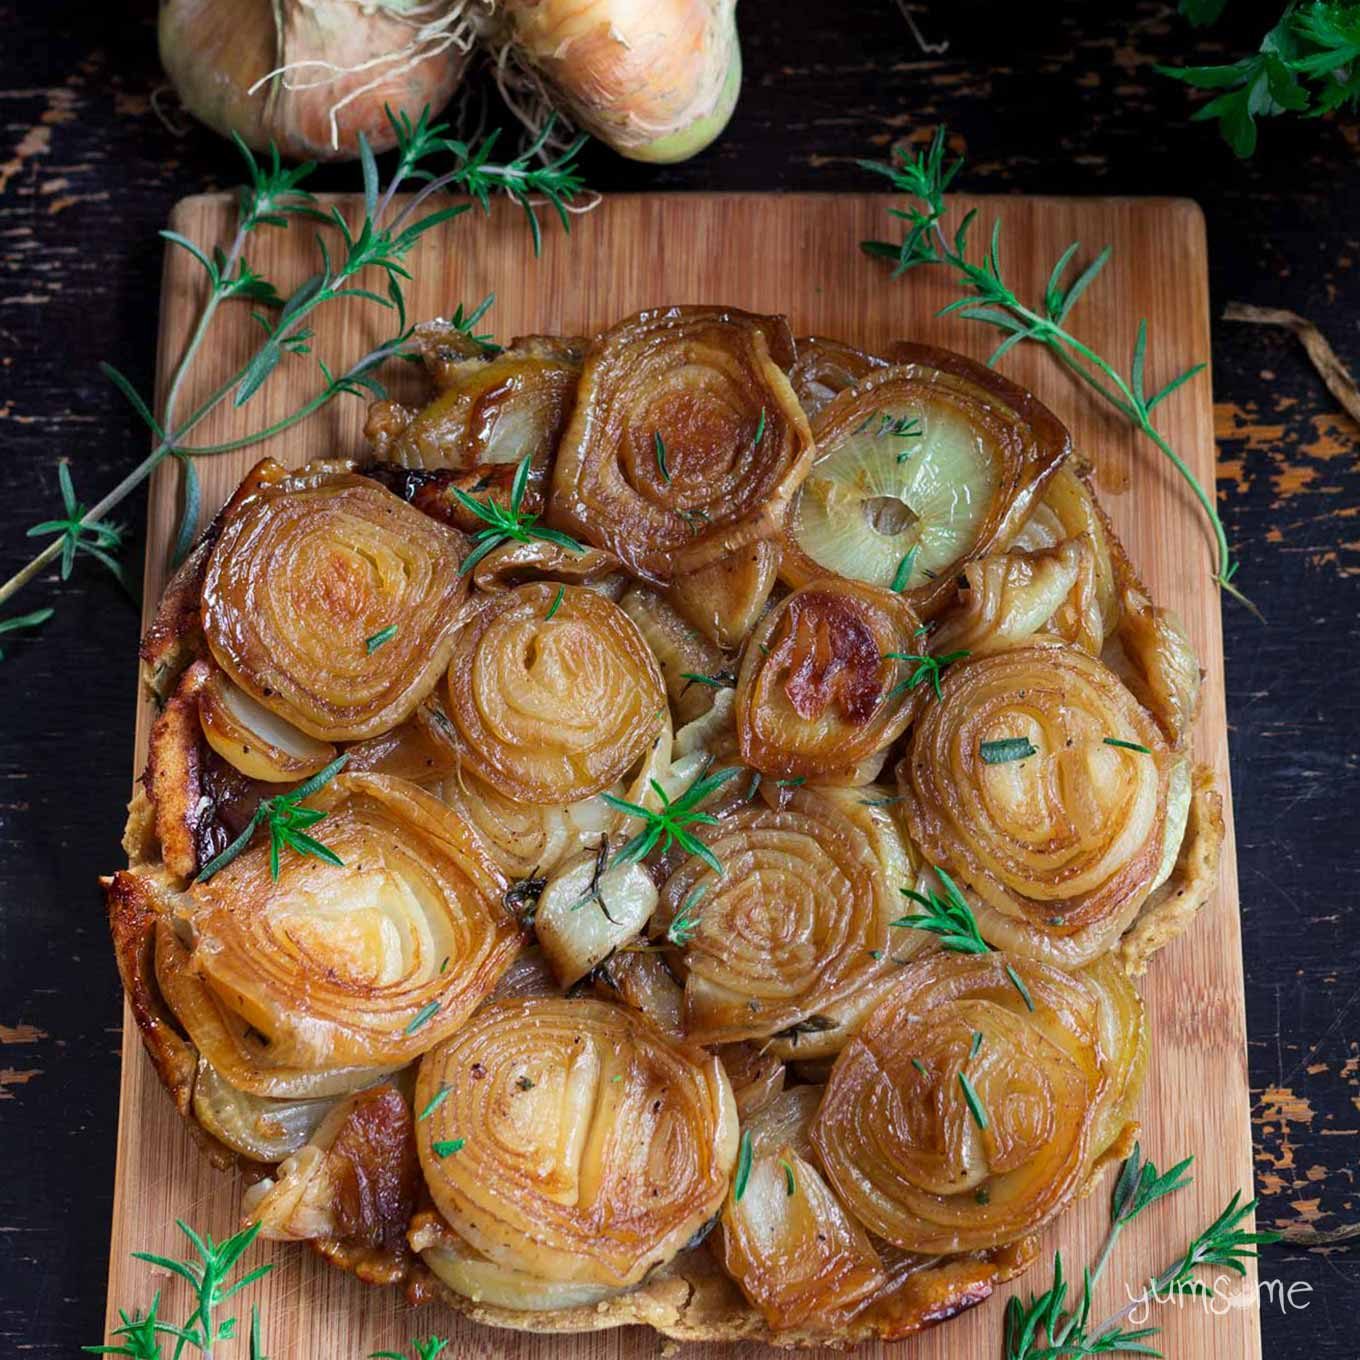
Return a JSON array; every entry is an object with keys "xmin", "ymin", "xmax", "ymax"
[{"xmin": 107, "ymin": 191, "xmax": 1259, "ymax": 1358}]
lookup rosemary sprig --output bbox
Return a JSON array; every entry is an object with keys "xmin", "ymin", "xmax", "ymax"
[
  {"xmin": 603, "ymin": 763, "xmax": 743, "ymax": 875},
  {"xmin": 85, "ymin": 1220, "xmax": 274, "ymax": 1360},
  {"xmin": 884, "ymin": 645, "xmax": 970, "ymax": 700},
  {"xmin": 0, "ymin": 110, "xmax": 590, "ymax": 621},
  {"xmin": 890, "ymin": 545, "xmax": 919, "ymax": 592},
  {"xmin": 365, "ymin": 624, "xmax": 398, "ymax": 654},
  {"xmin": 27, "ymin": 461, "xmax": 134, "ymax": 597},
  {"xmin": 449, "ymin": 454, "xmax": 585, "ymax": 574},
  {"xmin": 667, "ymin": 884, "xmax": 708, "ymax": 948},
  {"xmin": 733, "ymin": 1130, "xmax": 754, "ymax": 1202},
  {"xmin": 195, "ymin": 754, "xmax": 349, "ymax": 883},
  {"xmin": 981, "ymin": 736, "xmax": 1038, "ymax": 764},
  {"xmin": 892, "ymin": 866, "xmax": 989, "ymax": 953},
  {"xmin": 958, "ymin": 1069, "xmax": 989, "ymax": 1130},
  {"xmin": 1104, "ymin": 737, "xmax": 1152, "ymax": 754},
  {"xmin": 0, "ymin": 606, "xmax": 54, "ymax": 660},
  {"xmin": 859, "ymin": 127, "xmax": 1250, "ymax": 612},
  {"xmin": 654, "ymin": 431, "xmax": 671, "ymax": 482},
  {"xmin": 371, "ymin": 1338, "xmax": 449, "ymax": 1360},
  {"xmin": 1003, "ymin": 1142, "xmax": 1278, "ymax": 1359}
]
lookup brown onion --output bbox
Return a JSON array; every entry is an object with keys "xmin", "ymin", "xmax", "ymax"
[
  {"xmin": 666, "ymin": 539, "xmax": 780, "ymax": 650},
  {"xmin": 788, "ymin": 335, "xmax": 888, "ymax": 419},
  {"xmin": 198, "ymin": 666, "xmax": 337, "ymax": 783},
  {"xmin": 176, "ymin": 772, "xmax": 522, "ymax": 1075},
  {"xmin": 414, "ymin": 996, "xmax": 737, "ymax": 1286},
  {"xmin": 547, "ymin": 306, "xmax": 814, "ymax": 583},
  {"xmin": 736, "ymin": 577, "xmax": 919, "ymax": 780},
  {"xmin": 901, "ymin": 643, "xmax": 1180, "ymax": 965},
  {"xmin": 658, "ymin": 786, "xmax": 914, "ymax": 1046},
  {"xmin": 783, "ymin": 347, "xmax": 1068, "ymax": 617},
  {"xmin": 444, "ymin": 582, "xmax": 668, "ymax": 803},
  {"xmin": 812, "ymin": 951, "xmax": 1105, "ymax": 1254},
  {"xmin": 202, "ymin": 461, "xmax": 469, "ymax": 742}
]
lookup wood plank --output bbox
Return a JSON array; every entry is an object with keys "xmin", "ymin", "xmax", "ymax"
[{"xmin": 106, "ymin": 191, "xmax": 1258, "ymax": 1358}]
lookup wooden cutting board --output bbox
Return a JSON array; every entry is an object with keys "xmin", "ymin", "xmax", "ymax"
[{"xmin": 108, "ymin": 191, "xmax": 1258, "ymax": 1358}]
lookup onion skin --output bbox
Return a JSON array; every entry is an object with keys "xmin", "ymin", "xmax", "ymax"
[
  {"xmin": 812, "ymin": 951, "xmax": 1106, "ymax": 1255},
  {"xmin": 783, "ymin": 348, "xmax": 1068, "ymax": 617},
  {"xmin": 789, "ymin": 336, "xmax": 889, "ymax": 420},
  {"xmin": 181, "ymin": 772, "xmax": 523, "ymax": 1073},
  {"xmin": 659, "ymin": 787, "xmax": 911, "ymax": 1046},
  {"xmin": 415, "ymin": 996, "xmax": 738, "ymax": 1287},
  {"xmin": 202, "ymin": 461, "xmax": 470, "ymax": 742},
  {"xmin": 548, "ymin": 306, "xmax": 814, "ymax": 583},
  {"xmin": 445, "ymin": 582, "xmax": 668, "ymax": 803},
  {"xmin": 900, "ymin": 643, "xmax": 1179, "ymax": 966},
  {"xmin": 159, "ymin": 0, "xmax": 468, "ymax": 162},
  {"xmin": 736, "ymin": 578, "xmax": 919, "ymax": 780},
  {"xmin": 494, "ymin": 0, "xmax": 742, "ymax": 163}
]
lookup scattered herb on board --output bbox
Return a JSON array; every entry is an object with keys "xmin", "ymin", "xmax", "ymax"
[
  {"xmin": 1003, "ymin": 1142, "xmax": 1278, "ymax": 1358},
  {"xmin": 0, "ymin": 109, "xmax": 591, "ymax": 631},
  {"xmin": 858, "ymin": 127, "xmax": 1253, "ymax": 615}
]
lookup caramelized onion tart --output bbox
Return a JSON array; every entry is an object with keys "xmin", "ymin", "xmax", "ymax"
[
  {"xmin": 202, "ymin": 461, "xmax": 470, "ymax": 741},
  {"xmin": 548, "ymin": 306, "xmax": 814, "ymax": 582},
  {"xmin": 108, "ymin": 314, "xmax": 1220, "ymax": 1349}
]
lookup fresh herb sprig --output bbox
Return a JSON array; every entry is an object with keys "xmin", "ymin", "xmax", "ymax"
[
  {"xmin": 449, "ymin": 453, "xmax": 585, "ymax": 574},
  {"xmin": 892, "ymin": 866, "xmax": 990, "ymax": 953},
  {"xmin": 0, "ymin": 111, "xmax": 590, "ymax": 625},
  {"xmin": 0, "ymin": 607, "xmax": 54, "ymax": 659},
  {"xmin": 86, "ymin": 1220, "xmax": 273, "ymax": 1360},
  {"xmin": 1163, "ymin": 2, "xmax": 1360, "ymax": 157},
  {"xmin": 884, "ymin": 645, "xmax": 970, "ymax": 700},
  {"xmin": 195, "ymin": 754, "xmax": 349, "ymax": 883},
  {"xmin": 371, "ymin": 1341, "xmax": 449, "ymax": 1360},
  {"xmin": 1004, "ymin": 1142, "xmax": 1278, "ymax": 1359},
  {"xmin": 604, "ymin": 763, "xmax": 743, "ymax": 875},
  {"xmin": 667, "ymin": 884, "xmax": 707, "ymax": 948},
  {"xmin": 859, "ymin": 128, "xmax": 1250, "ymax": 613}
]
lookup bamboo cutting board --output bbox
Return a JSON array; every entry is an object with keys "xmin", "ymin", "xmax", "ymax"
[{"xmin": 107, "ymin": 192, "xmax": 1259, "ymax": 1358}]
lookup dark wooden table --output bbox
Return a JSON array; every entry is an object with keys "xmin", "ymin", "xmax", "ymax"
[{"xmin": 1, "ymin": 2, "xmax": 1355, "ymax": 1355}]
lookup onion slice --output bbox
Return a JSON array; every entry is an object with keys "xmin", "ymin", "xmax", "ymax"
[
  {"xmin": 736, "ymin": 577, "xmax": 919, "ymax": 780},
  {"xmin": 812, "ymin": 951, "xmax": 1106, "ymax": 1254},
  {"xmin": 548, "ymin": 306, "xmax": 814, "ymax": 583},
  {"xmin": 202, "ymin": 460, "xmax": 470, "ymax": 741},
  {"xmin": 900, "ymin": 643, "xmax": 1179, "ymax": 966},
  {"xmin": 789, "ymin": 335, "xmax": 888, "ymax": 419},
  {"xmin": 180, "ymin": 772, "xmax": 523, "ymax": 1072},
  {"xmin": 415, "ymin": 996, "xmax": 737, "ymax": 1287},
  {"xmin": 445, "ymin": 582, "xmax": 668, "ymax": 804},
  {"xmin": 199, "ymin": 666, "xmax": 337, "ymax": 783}
]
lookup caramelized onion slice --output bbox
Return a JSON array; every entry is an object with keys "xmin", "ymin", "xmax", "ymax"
[
  {"xmin": 667, "ymin": 539, "xmax": 780, "ymax": 650},
  {"xmin": 901, "ymin": 643, "xmax": 1178, "ymax": 966},
  {"xmin": 547, "ymin": 306, "xmax": 814, "ymax": 582},
  {"xmin": 659, "ymin": 786, "xmax": 911, "ymax": 1046},
  {"xmin": 181, "ymin": 772, "xmax": 522, "ymax": 1072},
  {"xmin": 930, "ymin": 538, "xmax": 1105, "ymax": 660},
  {"xmin": 367, "ymin": 335, "xmax": 583, "ymax": 472},
  {"xmin": 783, "ymin": 348, "xmax": 1068, "ymax": 617},
  {"xmin": 619, "ymin": 582, "xmax": 727, "ymax": 725},
  {"xmin": 446, "ymin": 582, "xmax": 668, "ymax": 803},
  {"xmin": 199, "ymin": 666, "xmax": 337, "ymax": 783},
  {"xmin": 415, "ymin": 996, "xmax": 737, "ymax": 1286},
  {"xmin": 1080, "ymin": 953, "xmax": 1148, "ymax": 1164},
  {"xmin": 789, "ymin": 335, "xmax": 889, "ymax": 419},
  {"xmin": 202, "ymin": 461, "xmax": 469, "ymax": 741},
  {"xmin": 191, "ymin": 1057, "xmax": 339, "ymax": 1162},
  {"xmin": 813, "ymin": 951, "xmax": 1105, "ymax": 1254},
  {"xmin": 736, "ymin": 577, "xmax": 918, "ymax": 779}
]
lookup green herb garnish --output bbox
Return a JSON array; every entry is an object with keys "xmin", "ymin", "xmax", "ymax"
[
  {"xmin": 981, "ymin": 737, "xmax": 1037, "ymax": 764},
  {"xmin": 0, "ymin": 607, "xmax": 55, "ymax": 660},
  {"xmin": 733, "ymin": 1130, "xmax": 754, "ymax": 1202},
  {"xmin": 754, "ymin": 407, "xmax": 767, "ymax": 445},
  {"xmin": 418, "ymin": 1085, "xmax": 451, "ymax": 1121},
  {"xmin": 432, "ymin": 1138, "xmax": 465, "ymax": 1158},
  {"xmin": 1104, "ymin": 737, "xmax": 1152, "ymax": 754},
  {"xmin": 604, "ymin": 763, "xmax": 742, "ymax": 875},
  {"xmin": 195, "ymin": 753, "xmax": 349, "ymax": 883},
  {"xmin": 450, "ymin": 454, "xmax": 585, "ymax": 574},
  {"xmin": 890, "ymin": 545, "xmax": 919, "ymax": 592},
  {"xmin": 892, "ymin": 867, "xmax": 989, "ymax": 954},
  {"xmin": 884, "ymin": 646, "xmax": 970, "ymax": 701},
  {"xmin": 545, "ymin": 584, "xmax": 565, "ymax": 620},
  {"xmin": 365, "ymin": 624, "xmax": 398, "ymax": 654},
  {"xmin": 970, "ymin": 1030, "xmax": 984, "ymax": 1059},
  {"xmin": 958, "ymin": 1070, "xmax": 989, "ymax": 1130},
  {"xmin": 781, "ymin": 1159, "xmax": 797, "ymax": 1197},
  {"xmin": 1005, "ymin": 963, "xmax": 1036, "ymax": 1012},
  {"xmin": 667, "ymin": 884, "xmax": 707, "ymax": 948},
  {"xmin": 654, "ymin": 431, "xmax": 671, "ymax": 482},
  {"xmin": 404, "ymin": 1001, "xmax": 440, "ymax": 1035}
]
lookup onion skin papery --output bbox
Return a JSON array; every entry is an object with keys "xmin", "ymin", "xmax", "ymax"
[
  {"xmin": 548, "ymin": 306, "xmax": 814, "ymax": 584},
  {"xmin": 900, "ymin": 643, "xmax": 1179, "ymax": 966},
  {"xmin": 414, "ymin": 996, "xmax": 738, "ymax": 1287},
  {"xmin": 659, "ymin": 787, "xmax": 911, "ymax": 1046},
  {"xmin": 490, "ymin": 0, "xmax": 743, "ymax": 163},
  {"xmin": 736, "ymin": 577, "xmax": 919, "ymax": 780},
  {"xmin": 159, "ymin": 0, "xmax": 471, "ymax": 161},
  {"xmin": 177, "ymin": 772, "xmax": 523, "ymax": 1073},
  {"xmin": 203, "ymin": 461, "xmax": 470, "ymax": 742},
  {"xmin": 445, "ymin": 581, "xmax": 668, "ymax": 803},
  {"xmin": 782, "ymin": 348, "xmax": 1068, "ymax": 618},
  {"xmin": 812, "ymin": 951, "xmax": 1107, "ymax": 1255}
]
